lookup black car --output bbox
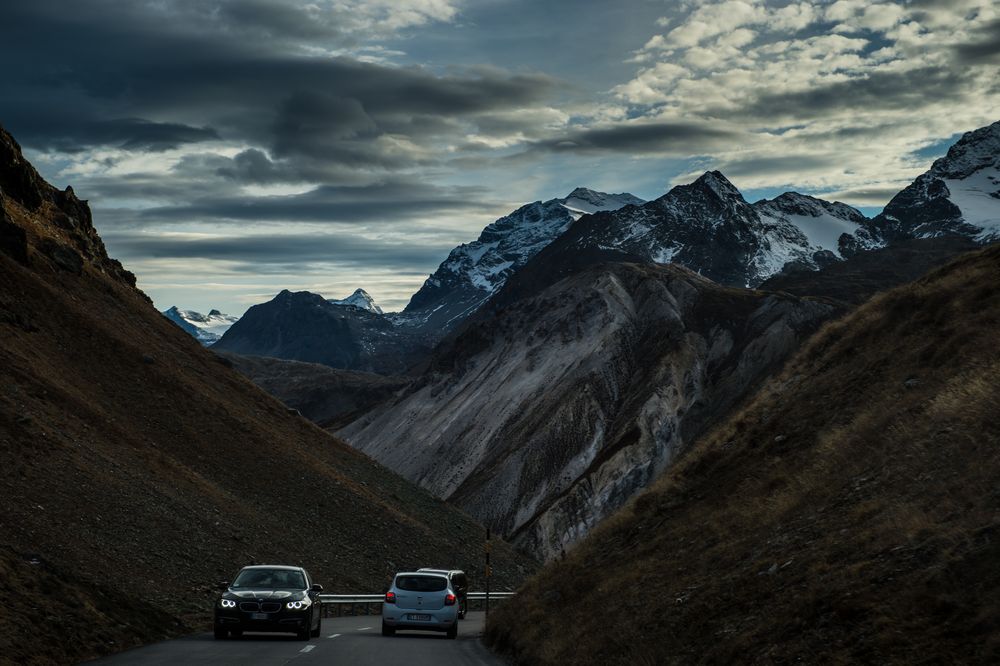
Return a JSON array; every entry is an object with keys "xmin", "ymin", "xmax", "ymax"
[{"xmin": 214, "ymin": 565, "xmax": 323, "ymax": 640}]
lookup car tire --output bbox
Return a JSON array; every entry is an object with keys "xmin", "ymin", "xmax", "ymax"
[
  {"xmin": 297, "ymin": 623, "xmax": 311, "ymax": 641},
  {"xmin": 311, "ymin": 614, "xmax": 321, "ymax": 637},
  {"xmin": 447, "ymin": 623, "xmax": 458, "ymax": 640},
  {"xmin": 213, "ymin": 626, "xmax": 227, "ymax": 640},
  {"xmin": 230, "ymin": 628, "xmax": 243, "ymax": 639},
  {"xmin": 381, "ymin": 621, "xmax": 395, "ymax": 637}
]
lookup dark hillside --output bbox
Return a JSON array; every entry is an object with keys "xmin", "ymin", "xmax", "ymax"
[
  {"xmin": 0, "ymin": 126, "xmax": 535, "ymax": 665},
  {"xmin": 219, "ymin": 352, "xmax": 409, "ymax": 430},
  {"xmin": 486, "ymin": 243, "xmax": 1000, "ymax": 664},
  {"xmin": 759, "ymin": 235, "xmax": 980, "ymax": 305}
]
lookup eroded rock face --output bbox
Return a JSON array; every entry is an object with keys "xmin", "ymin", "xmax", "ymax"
[
  {"xmin": 341, "ymin": 262, "xmax": 840, "ymax": 559},
  {"xmin": 0, "ymin": 125, "xmax": 138, "ymax": 288}
]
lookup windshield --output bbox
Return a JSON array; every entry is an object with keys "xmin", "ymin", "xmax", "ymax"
[
  {"xmin": 396, "ymin": 575, "xmax": 448, "ymax": 592},
  {"xmin": 232, "ymin": 568, "xmax": 306, "ymax": 590}
]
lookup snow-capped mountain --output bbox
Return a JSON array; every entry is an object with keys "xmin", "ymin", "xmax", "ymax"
[
  {"xmin": 752, "ymin": 192, "xmax": 869, "ymax": 275},
  {"xmin": 542, "ymin": 171, "xmax": 868, "ymax": 288},
  {"xmin": 852, "ymin": 120, "xmax": 1000, "ymax": 249},
  {"xmin": 400, "ymin": 188, "xmax": 643, "ymax": 335},
  {"xmin": 163, "ymin": 306, "xmax": 239, "ymax": 345},
  {"xmin": 329, "ymin": 288, "xmax": 383, "ymax": 314}
]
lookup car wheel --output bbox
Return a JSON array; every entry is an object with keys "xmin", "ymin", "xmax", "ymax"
[
  {"xmin": 230, "ymin": 628, "xmax": 243, "ymax": 639},
  {"xmin": 447, "ymin": 623, "xmax": 458, "ymax": 640},
  {"xmin": 381, "ymin": 620, "xmax": 395, "ymax": 637},
  {"xmin": 311, "ymin": 614, "xmax": 321, "ymax": 637},
  {"xmin": 297, "ymin": 623, "xmax": 311, "ymax": 641},
  {"xmin": 213, "ymin": 626, "xmax": 227, "ymax": 640}
]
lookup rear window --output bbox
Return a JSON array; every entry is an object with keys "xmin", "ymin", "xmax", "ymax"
[{"xmin": 396, "ymin": 575, "xmax": 448, "ymax": 592}]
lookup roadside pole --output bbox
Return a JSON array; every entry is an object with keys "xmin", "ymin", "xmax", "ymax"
[{"xmin": 485, "ymin": 527, "xmax": 491, "ymax": 617}]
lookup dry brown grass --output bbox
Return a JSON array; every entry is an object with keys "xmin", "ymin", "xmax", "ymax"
[{"xmin": 486, "ymin": 243, "xmax": 1000, "ymax": 665}]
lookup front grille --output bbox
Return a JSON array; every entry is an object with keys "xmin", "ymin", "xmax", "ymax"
[
  {"xmin": 261, "ymin": 602, "xmax": 281, "ymax": 613},
  {"xmin": 239, "ymin": 602, "xmax": 259, "ymax": 612}
]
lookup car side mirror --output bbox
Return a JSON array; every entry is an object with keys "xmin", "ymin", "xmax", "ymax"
[
  {"xmin": 310, "ymin": 584, "xmax": 323, "ymax": 592},
  {"xmin": 217, "ymin": 581, "xmax": 229, "ymax": 591}
]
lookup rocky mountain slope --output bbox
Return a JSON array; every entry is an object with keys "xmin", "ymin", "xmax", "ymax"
[
  {"xmin": 486, "ymin": 242, "xmax": 1000, "ymax": 665},
  {"xmin": 163, "ymin": 306, "xmax": 238, "ymax": 345},
  {"xmin": 213, "ymin": 289, "xmax": 429, "ymax": 374},
  {"xmin": 850, "ymin": 120, "xmax": 1000, "ymax": 250},
  {"xmin": 219, "ymin": 352, "xmax": 409, "ymax": 430},
  {"xmin": 341, "ymin": 261, "xmax": 840, "ymax": 559},
  {"xmin": 0, "ymin": 125, "xmax": 535, "ymax": 665},
  {"xmin": 398, "ymin": 188, "xmax": 643, "ymax": 336}
]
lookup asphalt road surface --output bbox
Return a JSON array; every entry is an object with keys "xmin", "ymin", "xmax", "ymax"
[{"xmin": 87, "ymin": 612, "xmax": 504, "ymax": 665}]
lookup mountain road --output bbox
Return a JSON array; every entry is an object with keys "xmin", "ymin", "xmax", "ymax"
[{"xmin": 86, "ymin": 612, "xmax": 503, "ymax": 665}]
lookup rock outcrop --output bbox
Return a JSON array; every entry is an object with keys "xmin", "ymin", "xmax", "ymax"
[{"xmin": 341, "ymin": 261, "xmax": 840, "ymax": 559}]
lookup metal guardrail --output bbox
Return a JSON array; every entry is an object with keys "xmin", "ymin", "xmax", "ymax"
[{"xmin": 318, "ymin": 592, "xmax": 515, "ymax": 617}]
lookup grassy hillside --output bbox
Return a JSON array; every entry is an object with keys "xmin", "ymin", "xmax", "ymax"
[
  {"xmin": 486, "ymin": 243, "xmax": 1000, "ymax": 664},
  {"xmin": 0, "ymin": 126, "xmax": 535, "ymax": 665}
]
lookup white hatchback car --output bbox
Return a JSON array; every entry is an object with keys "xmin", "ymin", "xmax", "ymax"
[{"xmin": 381, "ymin": 572, "xmax": 459, "ymax": 639}]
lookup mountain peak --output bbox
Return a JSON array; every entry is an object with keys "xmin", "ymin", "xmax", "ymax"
[
  {"xmin": 330, "ymin": 288, "xmax": 383, "ymax": 315},
  {"xmin": 693, "ymin": 170, "xmax": 742, "ymax": 199},
  {"xmin": 930, "ymin": 120, "xmax": 1000, "ymax": 180},
  {"xmin": 565, "ymin": 186, "xmax": 600, "ymax": 199},
  {"xmin": 162, "ymin": 305, "xmax": 238, "ymax": 345}
]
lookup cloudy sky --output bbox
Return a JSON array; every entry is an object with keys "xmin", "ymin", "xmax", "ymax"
[{"xmin": 3, "ymin": 0, "xmax": 998, "ymax": 314}]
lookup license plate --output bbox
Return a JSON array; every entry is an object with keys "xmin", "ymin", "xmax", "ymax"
[
  {"xmin": 408, "ymin": 614, "xmax": 431, "ymax": 621},
  {"xmin": 251, "ymin": 613, "xmax": 268, "ymax": 620}
]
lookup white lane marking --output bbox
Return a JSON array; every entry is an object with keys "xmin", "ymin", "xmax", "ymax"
[
  {"xmin": 357, "ymin": 626, "xmax": 372, "ymax": 631},
  {"xmin": 300, "ymin": 645, "xmax": 316, "ymax": 653},
  {"xmin": 327, "ymin": 633, "xmax": 342, "ymax": 639}
]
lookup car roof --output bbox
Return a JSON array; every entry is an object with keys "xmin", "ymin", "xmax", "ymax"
[
  {"xmin": 239, "ymin": 564, "xmax": 304, "ymax": 571},
  {"xmin": 396, "ymin": 571, "xmax": 448, "ymax": 578},
  {"xmin": 417, "ymin": 568, "xmax": 464, "ymax": 574}
]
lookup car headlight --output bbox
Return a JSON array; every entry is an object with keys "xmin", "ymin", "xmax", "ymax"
[
  {"xmin": 220, "ymin": 599, "xmax": 237, "ymax": 608},
  {"xmin": 286, "ymin": 599, "xmax": 311, "ymax": 610}
]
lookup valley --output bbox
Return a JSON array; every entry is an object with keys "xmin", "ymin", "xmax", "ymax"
[{"xmin": 2, "ymin": 76, "xmax": 998, "ymax": 664}]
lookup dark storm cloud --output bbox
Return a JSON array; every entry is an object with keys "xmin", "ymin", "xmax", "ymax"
[
  {"xmin": 0, "ymin": 2, "xmax": 559, "ymax": 164},
  {"xmin": 128, "ymin": 181, "xmax": 492, "ymax": 225},
  {"xmin": 520, "ymin": 121, "xmax": 742, "ymax": 156},
  {"xmin": 106, "ymin": 231, "xmax": 450, "ymax": 269},
  {"xmin": 214, "ymin": 0, "xmax": 345, "ymax": 41},
  {"xmin": 954, "ymin": 19, "xmax": 1000, "ymax": 64},
  {"xmin": 8, "ymin": 118, "xmax": 220, "ymax": 153},
  {"xmin": 736, "ymin": 66, "xmax": 970, "ymax": 121}
]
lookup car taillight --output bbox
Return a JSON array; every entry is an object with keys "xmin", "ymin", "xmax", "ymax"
[
  {"xmin": 445, "ymin": 594, "xmax": 456, "ymax": 606},
  {"xmin": 385, "ymin": 591, "xmax": 396, "ymax": 604}
]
